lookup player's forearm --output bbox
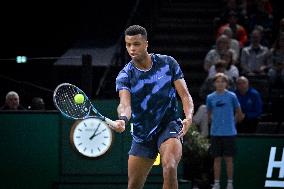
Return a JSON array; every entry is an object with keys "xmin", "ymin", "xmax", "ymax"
[
  {"xmin": 118, "ymin": 90, "xmax": 132, "ymax": 120},
  {"xmin": 117, "ymin": 103, "xmax": 131, "ymax": 120},
  {"xmin": 181, "ymin": 92, "xmax": 194, "ymax": 119},
  {"xmin": 175, "ymin": 79, "xmax": 194, "ymax": 119}
]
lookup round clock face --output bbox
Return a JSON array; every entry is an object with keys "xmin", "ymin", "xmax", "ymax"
[{"xmin": 70, "ymin": 118, "xmax": 113, "ymax": 158}]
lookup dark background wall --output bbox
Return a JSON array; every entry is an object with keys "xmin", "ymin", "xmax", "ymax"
[
  {"xmin": 0, "ymin": 0, "xmax": 136, "ymax": 58},
  {"xmin": 0, "ymin": 0, "xmax": 141, "ymax": 109}
]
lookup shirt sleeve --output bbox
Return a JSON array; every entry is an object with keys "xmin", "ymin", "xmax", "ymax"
[
  {"xmin": 116, "ymin": 69, "xmax": 130, "ymax": 92},
  {"xmin": 169, "ymin": 56, "xmax": 184, "ymax": 81},
  {"xmin": 206, "ymin": 95, "xmax": 212, "ymax": 112}
]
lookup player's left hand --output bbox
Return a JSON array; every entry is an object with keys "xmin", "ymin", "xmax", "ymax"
[{"xmin": 179, "ymin": 117, "xmax": 192, "ymax": 137}]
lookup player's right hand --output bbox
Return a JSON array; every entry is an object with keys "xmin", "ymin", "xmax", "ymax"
[
  {"xmin": 114, "ymin": 120, "xmax": 126, "ymax": 133},
  {"xmin": 180, "ymin": 117, "xmax": 192, "ymax": 137}
]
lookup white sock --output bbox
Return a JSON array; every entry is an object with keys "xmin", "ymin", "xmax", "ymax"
[{"xmin": 228, "ymin": 179, "xmax": 233, "ymax": 184}]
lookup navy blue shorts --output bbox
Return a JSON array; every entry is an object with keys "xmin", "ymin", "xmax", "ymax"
[
  {"xmin": 128, "ymin": 119, "xmax": 183, "ymax": 159},
  {"xmin": 210, "ymin": 136, "xmax": 237, "ymax": 157}
]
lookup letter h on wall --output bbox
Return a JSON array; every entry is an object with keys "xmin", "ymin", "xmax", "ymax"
[{"xmin": 265, "ymin": 147, "xmax": 284, "ymax": 188}]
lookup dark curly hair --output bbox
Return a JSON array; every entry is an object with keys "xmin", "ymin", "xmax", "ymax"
[{"xmin": 124, "ymin": 25, "xmax": 147, "ymax": 40}]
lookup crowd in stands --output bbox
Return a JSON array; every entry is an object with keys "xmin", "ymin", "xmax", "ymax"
[
  {"xmin": 194, "ymin": 0, "xmax": 284, "ymax": 136},
  {"xmin": 0, "ymin": 91, "xmax": 45, "ymax": 111},
  {"xmin": 190, "ymin": 2, "xmax": 283, "ymax": 188}
]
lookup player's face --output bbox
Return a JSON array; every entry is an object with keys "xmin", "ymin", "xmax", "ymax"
[
  {"xmin": 214, "ymin": 77, "xmax": 227, "ymax": 92},
  {"xmin": 125, "ymin": 34, "xmax": 148, "ymax": 62}
]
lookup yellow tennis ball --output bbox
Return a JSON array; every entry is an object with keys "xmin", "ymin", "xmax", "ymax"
[{"xmin": 74, "ymin": 94, "xmax": 84, "ymax": 104}]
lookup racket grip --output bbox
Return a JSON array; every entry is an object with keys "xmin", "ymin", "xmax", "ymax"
[{"xmin": 105, "ymin": 117, "xmax": 118, "ymax": 129}]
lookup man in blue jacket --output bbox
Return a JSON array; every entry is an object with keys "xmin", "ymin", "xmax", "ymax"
[{"xmin": 234, "ymin": 76, "xmax": 263, "ymax": 133}]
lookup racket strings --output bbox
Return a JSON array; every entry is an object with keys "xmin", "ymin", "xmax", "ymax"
[{"xmin": 55, "ymin": 85, "xmax": 91, "ymax": 118}]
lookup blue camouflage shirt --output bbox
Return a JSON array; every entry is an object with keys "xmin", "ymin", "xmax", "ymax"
[{"xmin": 116, "ymin": 54, "xmax": 184, "ymax": 142}]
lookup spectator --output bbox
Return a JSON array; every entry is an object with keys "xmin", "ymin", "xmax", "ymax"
[
  {"xmin": 234, "ymin": 76, "xmax": 263, "ymax": 133},
  {"xmin": 28, "ymin": 97, "xmax": 45, "ymax": 110},
  {"xmin": 195, "ymin": 63, "xmax": 237, "ymax": 138},
  {"xmin": 200, "ymin": 62, "xmax": 236, "ymax": 101},
  {"xmin": 0, "ymin": 91, "xmax": 26, "ymax": 110},
  {"xmin": 204, "ymin": 35, "xmax": 237, "ymax": 72},
  {"xmin": 268, "ymin": 32, "xmax": 284, "ymax": 88},
  {"xmin": 217, "ymin": 10, "xmax": 248, "ymax": 47},
  {"xmin": 222, "ymin": 27, "xmax": 240, "ymax": 60},
  {"xmin": 240, "ymin": 29, "xmax": 271, "ymax": 76},
  {"xmin": 208, "ymin": 51, "xmax": 239, "ymax": 81},
  {"xmin": 193, "ymin": 104, "xmax": 209, "ymax": 137},
  {"xmin": 206, "ymin": 73, "xmax": 244, "ymax": 189},
  {"xmin": 253, "ymin": 25, "xmax": 272, "ymax": 48}
]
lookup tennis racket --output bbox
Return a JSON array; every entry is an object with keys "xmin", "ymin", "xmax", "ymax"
[{"xmin": 53, "ymin": 83, "xmax": 118, "ymax": 130}]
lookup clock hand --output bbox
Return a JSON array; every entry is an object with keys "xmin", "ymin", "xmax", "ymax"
[
  {"xmin": 94, "ymin": 128, "xmax": 107, "ymax": 137},
  {"xmin": 94, "ymin": 131, "xmax": 102, "ymax": 137},
  {"xmin": 89, "ymin": 123, "xmax": 101, "ymax": 140},
  {"xmin": 89, "ymin": 130, "xmax": 104, "ymax": 140},
  {"xmin": 90, "ymin": 129, "xmax": 106, "ymax": 139}
]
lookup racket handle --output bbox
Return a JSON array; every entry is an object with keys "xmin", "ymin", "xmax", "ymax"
[{"xmin": 105, "ymin": 117, "xmax": 118, "ymax": 129}]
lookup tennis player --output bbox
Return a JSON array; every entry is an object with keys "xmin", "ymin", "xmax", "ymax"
[{"xmin": 115, "ymin": 25, "xmax": 194, "ymax": 189}]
